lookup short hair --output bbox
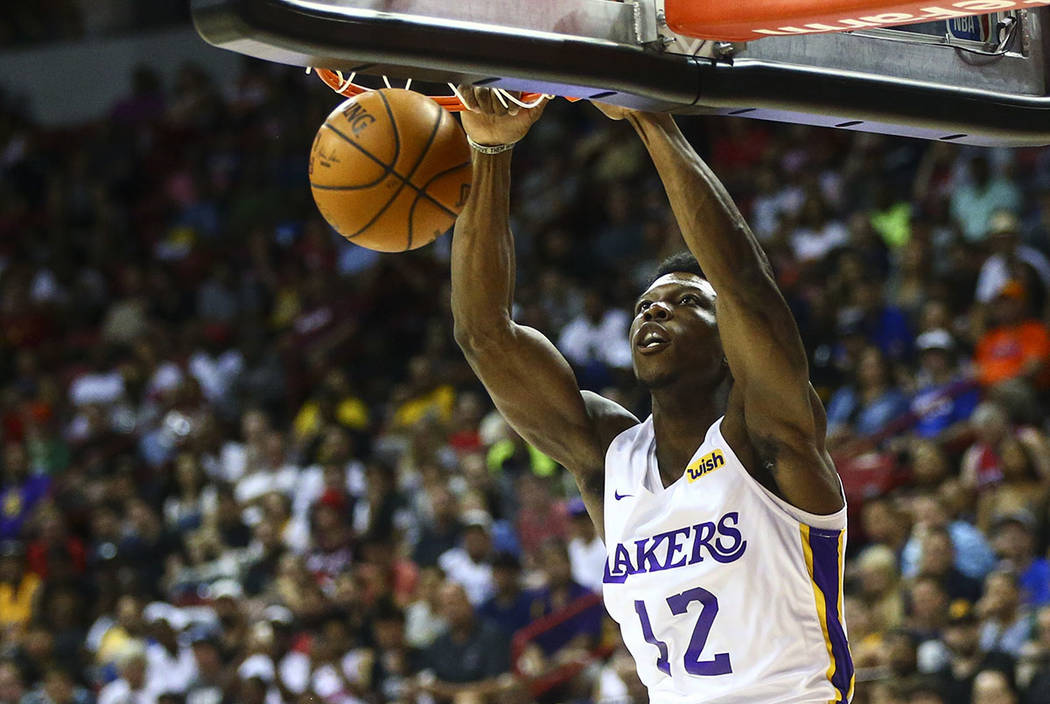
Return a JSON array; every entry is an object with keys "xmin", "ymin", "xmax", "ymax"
[{"xmin": 654, "ymin": 252, "xmax": 706, "ymax": 283}]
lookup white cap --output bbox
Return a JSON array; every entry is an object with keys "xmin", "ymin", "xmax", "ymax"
[
  {"xmin": 916, "ymin": 328, "xmax": 954, "ymax": 352},
  {"xmin": 460, "ymin": 509, "xmax": 492, "ymax": 531},
  {"xmin": 238, "ymin": 654, "xmax": 275, "ymax": 682},
  {"xmin": 209, "ymin": 579, "xmax": 244, "ymax": 601},
  {"xmin": 143, "ymin": 602, "xmax": 189, "ymax": 630}
]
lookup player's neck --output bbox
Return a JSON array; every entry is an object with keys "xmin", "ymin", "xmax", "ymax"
[{"xmin": 650, "ymin": 380, "xmax": 729, "ymax": 488}]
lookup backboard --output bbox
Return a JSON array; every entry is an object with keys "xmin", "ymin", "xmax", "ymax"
[{"xmin": 192, "ymin": 0, "xmax": 1050, "ymax": 146}]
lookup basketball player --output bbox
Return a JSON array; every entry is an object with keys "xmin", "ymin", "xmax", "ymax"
[{"xmin": 450, "ymin": 88, "xmax": 853, "ymax": 703}]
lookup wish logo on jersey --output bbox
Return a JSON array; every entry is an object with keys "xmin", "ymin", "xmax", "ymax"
[
  {"xmin": 603, "ymin": 511, "xmax": 747, "ymax": 584},
  {"xmin": 686, "ymin": 449, "xmax": 725, "ymax": 482}
]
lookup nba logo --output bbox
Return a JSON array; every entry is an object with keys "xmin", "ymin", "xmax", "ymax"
[
  {"xmin": 687, "ymin": 450, "xmax": 726, "ymax": 482},
  {"xmin": 947, "ymin": 13, "xmax": 995, "ymax": 43}
]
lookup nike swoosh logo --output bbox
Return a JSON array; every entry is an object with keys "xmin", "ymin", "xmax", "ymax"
[{"xmin": 614, "ymin": 491, "xmax": 633, "ymax": 501}]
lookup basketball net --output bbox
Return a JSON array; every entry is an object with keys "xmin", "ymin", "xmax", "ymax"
[
  {"xmin": 308, "ymin": 68, "xmax": 561, "ymax": 112},
  {"xmin": 666, "ymin": 0, "xmax": 1050, "ymax": 40}
]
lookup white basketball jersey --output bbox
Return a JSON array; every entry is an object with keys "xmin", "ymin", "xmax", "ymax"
[{"xmin": 602, "ymin": 416, "xmax": 853, "ymax": 703}]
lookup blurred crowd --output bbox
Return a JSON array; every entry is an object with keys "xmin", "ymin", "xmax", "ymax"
[
  {"xmin": 1, "ymin": 39, "xmax": 1050, "ymax": 704},
  {"xmin": 0, "ymin": 1, "xmax": 187, "ymax": 48}
]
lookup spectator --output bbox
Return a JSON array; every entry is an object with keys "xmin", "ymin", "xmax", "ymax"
[
  {"xmin": 975, "ymin": 210, "xmax": 1050, "ymax": 312},
  {"xmin": 415, "ymin": 582, "xmax": 514, "ymax": 704},
  {"xmin": 1016, "ymin": 604, "xmax": 1050, "ymax": 704},
  {"xmin": 524, "ymin": 539, "xmax": 602, "ymax": 662},
  {"xmin": 404, "ymin": 568, "xmax": 446, "ymax": 650},
  {"xmin": 978, "ymin": 571, "xmax": 1033, "ymax": 657},
  {"xmin": 556, "ymin": 290, "xmax": 633, "ymax": 389},
  {"xmin": 826, "ymin": 346, "xmax": 909, "ymax": 444},
  {"xmin": 412, "ymin": 487, "xmax": 462, "ymax": 569},
  {"xmin": 368, "ymin": 600, "xmax": 421, "ymax": 702},
  {"xmin": 989, "ymin": 513, "xmax": 1050, "ymax": 608},
  {"xmin": 515, "ymin": 474, "xmax": 569, "ymax": 566},
  {"xmin": 0, "ymin": 541, "xmax": 41, "ymax": 636},
  {"xmin": 972, "ymin": 668, "xmax": 1019, "ymax": 704},
  {"xmin": 22, "ymin": 666, "xmax": 93, "ymax": 704},
  {"xmin": 917, "ymin": 527, "xmax": 983, "ymax": 604},
  {"xmin": 438, "ymin": 510, "xmax": 496, "ymax": 607},
  {"xmin": 975, "ymin": 281, "xmax": 1050, "ymax": 392},
  {"xmin": 143, "ymin": 605, "xmax": 196, "ymax": 701},
  {"xmin": 98, "ymin": 641, "xmax": 150, "ymax": 704},
  {"xmin": 933, "ymin": 600, "xmax": 1014, "ymax": 703},
  {"xmin": 909, "ymin": 329, "xmax": 979, "ymax": 443},
  {"xmin": 0, "ymin": 442, "xmax": 50, "ymax": 540},
  {"xmin": 565, "ymin": 497, "xmax": 605, "ymax": 593},
  {"xmin": 478, "ymin": 552, "xmax": 533, "ymax": 637},
  {"xmin": 901, "ymin": 494, "xmax": 997, "ymax": 582},
  {"xmin": 950, "ymin": 156, "xmax": 1022, "ymax": 243}
]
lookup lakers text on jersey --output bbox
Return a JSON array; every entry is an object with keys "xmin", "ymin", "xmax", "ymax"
[{"xmin": 602, "ymin": 416, "xmax": 854, "ymax": 704}]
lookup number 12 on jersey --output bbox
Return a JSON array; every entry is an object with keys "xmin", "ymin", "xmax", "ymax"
[{"xmin": 634, "ymin": 587, "xmax": 733, "ymax": 676}]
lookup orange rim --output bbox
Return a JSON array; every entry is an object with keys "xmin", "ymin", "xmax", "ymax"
[{"xmin": 313, "ymin": 68, "xmax": 574, "ymax": 110}]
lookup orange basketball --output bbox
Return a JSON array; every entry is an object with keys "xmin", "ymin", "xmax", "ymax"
[{"xmin": 309, "ymin": 89, "xmax": 472, "ymax": 252}]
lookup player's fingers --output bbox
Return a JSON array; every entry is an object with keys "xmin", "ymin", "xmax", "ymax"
[
  {"xmin": 457, "ymin": 85, "xmax": 479, "ymax": 112},
  {"xmin": 472, "ymin": 86, "xmax": 494, "ymax": 115}
]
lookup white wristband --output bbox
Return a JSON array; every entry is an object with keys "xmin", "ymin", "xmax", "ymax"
[{"xmin": 467, "ymin": 136, "xmax": 516, "ymax": 154}]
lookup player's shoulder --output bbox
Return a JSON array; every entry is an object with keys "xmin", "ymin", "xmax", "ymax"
[{"xmin": 582, "ymin": 391, "xmax": 639, "ymax": 453}]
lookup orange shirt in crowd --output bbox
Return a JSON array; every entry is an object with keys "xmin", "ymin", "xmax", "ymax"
[{"xmin": 975, "ymin": 320, "xmax": 1050, "ymax": 389}]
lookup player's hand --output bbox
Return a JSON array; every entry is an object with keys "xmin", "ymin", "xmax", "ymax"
[
  {"xmin": 591, "ymin": 101, "xmax": 636, "ymax": 120},
  {"xmin": 458, "ymin": 86, "xmax": 547, "ymax": 146}
]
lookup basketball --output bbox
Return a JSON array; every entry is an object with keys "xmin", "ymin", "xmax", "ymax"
[{"xmin": 308, "ymin": 89, "xmax": 472, "ymax": 252}]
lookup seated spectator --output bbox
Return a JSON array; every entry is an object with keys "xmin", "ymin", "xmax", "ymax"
[
  {"xmin": 857, "ymin": 545, "xmax": 906, "ymax": 635},
  {"xmin": 515, "ymin": 474, "xmax": 568, "ymax": 567},
  {"xmin": 412, "ymin": 486, "xmax": 462, "ymax": 569},
  {"xmin": 975, "ymin": 281, "xmax": 1050, "ymax": 392},
  {"xmin": 932, "ymin": 600, "xmax": 1015, "ymax": 702},
  {"xmin": 909, "ymin": 329, "xmax": 979, "ymax": 443},
  {"xmin": 186, "ymin": 628, "xmax": 230, "ymax": 704},
  {"xmin": 845, "ymin": 279, "xmax": 914, "ymax": 361},
  {"xmin": 523, "ymin": 539, "xmax": 602, "ymax": 663},
  {"xmin": 368, "ymin": 600, "xmax": 422, "ymax": 702},
  {"xmin": 0, "ymin": 661, "xmax": 26, "ymax": 704},
  {"xmin": 0, "ymin": 541, "xmax": 41, "ymax": 636},
  {"xmin": 478, "ymin": 552, "xmax": 532, "ymax": 637},
  {"xmin": 22, "ymin": 666, "xmax": 93, "ymax": 704},
  {"xmin": 950, "ymin": 156, "xmax": 1022, "ymax": 243},
  {"xmin": 827, "ymin": 346, "xmax": 909, "ymax": 445},
  {"xmin": 961, "ymin": 402, "xmax": 1050, "ymax": 499},
  {"xmin": 0, "ymin": 442, "xmax": 50, "ymax": 541},
  {"xmin": 909, "ymin": 576, "xmax": 950, "ymax": 643},
  {"xmin": 415, "ymin": 582, "xmax": 514, "ymax": 704},
  {"xmin": 975, "ymin": 210, "xmax": 1050, "ymax": 313},
  {"xmin": 234, "ymin": 431, "xmax": 299, "ymax": 506},
  {"xmin": 989, "ymin": 512, "xmax": 1050, "ymax": 608},
  {"xmin": 972, "ymin": 668, "xmax": 1019, "ymax": 704},
  {"xmin": 1016, "ymin": 604, "xmax": 1050, "ymax": 704},
  {"xmin": 556, "ymin": 290, "xmax": 632, "ymax": 390},
  {"xmin": 98, "ymin": 641, "xmax": 149, "ymax": 704},
  {"xmin": 389, "ymin": 357, "xmax": 455, "ymax": 430},
  {"xmin": 143, "ymin": 604, "xmax": 197, "ymax": 700},
  {"xmin": 566, "ymin": 497, "xmax": 605, "ymax": 593},
  {"xmin": 978, "ymin": 571, "xmax": 1033, "ymax": 657},
  {"xmin": 404, "ymin": 568, "xmax": 447, "ymax": 650},
  {"xmin": 917, "ymin": 527, "xmax": 983, "ymax": 604},
  {"xmin": 901, "ymin": 494, "xmax": 997, "ymax": 582},
  {"xmin": 163, "ymin": 453, "xmax": 217, "ymax": 534},
  {"xmin": 977, "ymin": 439, "xmax": 1049, "ymax": 535},
  {"xmin": 438, "ymin": 510, "xmax": 496, "ymax": 607},
  {"xmin": 291, "ymin": 370, "xmax": 370, "ymax": 449}
]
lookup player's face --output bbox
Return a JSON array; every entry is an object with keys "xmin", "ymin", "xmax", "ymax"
[{"xmin": 630, "ymin": 273, "xmax": 724, "ymax": 389}]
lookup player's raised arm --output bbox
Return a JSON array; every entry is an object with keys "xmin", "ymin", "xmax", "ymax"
[
  {"xmin": 452, "ymin": 89, "xmax": 636, "ymax": 530},
  {"xmin": 598, "ymin": 105, "xmax": 842, "ymax": 515}
]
